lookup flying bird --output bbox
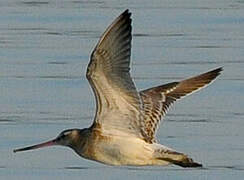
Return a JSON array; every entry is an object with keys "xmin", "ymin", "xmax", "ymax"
[{"xmin": 14, "ymin": 9, "xmax": 222, "ymax": 168}]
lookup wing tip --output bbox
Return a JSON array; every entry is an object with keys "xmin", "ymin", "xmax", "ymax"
[
  {"xmin": 210, "ymin": 67, "xmax": 223, "ymax": 76},
  {"xmin": 120, "ymin": 9, "xmax": 131, "ymax": 20},
  {"xmin": 203, "ymin": 66, "xmax": 223, "ymax": 82},
  {"xmin": 122, "ymin": 9, "xmax": 131, "ymax": 15}
]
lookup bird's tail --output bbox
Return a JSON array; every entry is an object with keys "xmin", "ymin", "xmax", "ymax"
[
  {"xmin": 167, "ymin": 154, "xmax": 202, "ymax": 168},
  {"xmin": 154, "ymin": 147, "xmax": 202, "ymax": 168}
]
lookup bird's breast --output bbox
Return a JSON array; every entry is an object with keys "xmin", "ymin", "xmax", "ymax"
[{"xmin": 77, "ymin": 131, "xmax": 154, "ymax": 166}]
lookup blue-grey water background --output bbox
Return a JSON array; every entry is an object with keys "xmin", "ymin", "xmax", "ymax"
[{"xmin": 0, "ymin": 0, "xmax": 244, "ymax": 179}]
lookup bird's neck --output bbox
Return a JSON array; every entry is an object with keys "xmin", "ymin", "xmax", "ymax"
[{"xmin": 70, "ymin": 128, "xmax": 93, "ymax": 158}]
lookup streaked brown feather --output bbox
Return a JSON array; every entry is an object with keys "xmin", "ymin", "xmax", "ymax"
[{"xmin": 140, "ymin": 67, "xmax": 223, "ymax": 142}]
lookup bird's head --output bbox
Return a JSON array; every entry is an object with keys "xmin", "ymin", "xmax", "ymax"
[{"xmin": 13, "ymin": 129, "xmax": 82, "ymax": 153}]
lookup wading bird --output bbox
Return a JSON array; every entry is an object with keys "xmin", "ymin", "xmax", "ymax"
[{"xmin": 14, "ymin": 9, "xmax": 222, "ymax": 168}]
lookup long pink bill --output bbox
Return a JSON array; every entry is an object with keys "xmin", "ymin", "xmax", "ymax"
[{"xmin": 13, "ymin": 139, "xmax": 57, "ymax": 153}]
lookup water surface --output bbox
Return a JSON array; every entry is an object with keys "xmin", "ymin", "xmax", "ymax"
[{"xmin": 1, "ymin": 0, "xmax": 244, "ymax": 179}]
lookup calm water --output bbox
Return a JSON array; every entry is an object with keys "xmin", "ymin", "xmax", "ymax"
[{"xmin": 1, "ymin": 0, "xmax": 244, "ymax": 179}]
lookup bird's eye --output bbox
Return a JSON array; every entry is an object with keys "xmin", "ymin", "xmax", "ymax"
[
  {"xmin": 57, "ymin": 131, "xmax": 71, "ymax": 141},
  {"xmin": 57, "ymin": 134, "xmax": 65, "ymax": 140},
  {"xmin": 61, "ymin": 134, "xmax": 66, "ymax": 138}
]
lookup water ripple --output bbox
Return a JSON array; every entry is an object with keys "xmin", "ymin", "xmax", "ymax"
[
  {"xmin": 71, "ymin": 0, "xmax": 104, "ymax": 5},
  {"xmin": 21, "ymin": 1, "xmax": 49, "ymax": 6},
  {"xmin": 2, "ymin": 75, "xmax": 81, "ymax": 79},
  {"xmin": 64, "ymin": 166, "xmax": 90, "ymax": 170},
  {"xmin": 133, "ymin": 33, "xmax": 185, "ymax": 37},
  {"xmin": 207, "ymin": 165, "xmax": 244, "ymax": 171},
  {"xmin": 0, "ymin": 118, "xmax": 14, "ymax": 122},
  {"xmin": 168, "ymin": 119, "xmax": 213, "ymax": 123},
  {"xmin": 47, "ymin": 61, "xmax": 68, "ymax": 65}
]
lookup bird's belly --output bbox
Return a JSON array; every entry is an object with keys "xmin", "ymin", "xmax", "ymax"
[{"xmin": 89, "ymin": 136, "xmax": 154, "ymax": 166}]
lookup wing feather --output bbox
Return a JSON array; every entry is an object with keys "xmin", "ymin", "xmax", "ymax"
[
  {"xmin": 140, "ymin": 67, "xmax": 223, "ymax": 142},
  {"xmin": 86, "ymin": 10, "xmax": 144, "ymax": 138}
]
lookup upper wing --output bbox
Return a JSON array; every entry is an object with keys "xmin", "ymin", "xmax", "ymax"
[
  {"xmin": 86, "ymin": 10, "xmax": 144, "ymax": 138},
  {"xmin": 140, "ymin": 67, "xmax": 223, "ymax": 142}
]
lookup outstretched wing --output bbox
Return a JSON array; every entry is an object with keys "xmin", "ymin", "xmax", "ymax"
[
  {"xmin": 140, "ymin": 67, "xmax": 223, "ymax": 142},
  {"xmin": 86, "ymin": 10, "xmax": 144, "ymax": 138}
]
